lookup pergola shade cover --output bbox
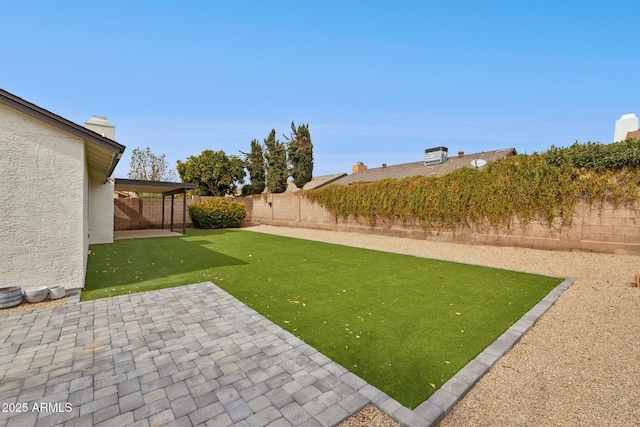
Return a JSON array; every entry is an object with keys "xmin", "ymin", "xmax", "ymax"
[
  {"xmin": 114, "ymin": 179, "xmax": 196, "ymax": 195},
  {"xmin": 114, "ymin": 179, "xmax": 197, "ymax": 234}
]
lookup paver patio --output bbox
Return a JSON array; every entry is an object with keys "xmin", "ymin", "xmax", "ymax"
[
  {"xmin": 0, "ymin": 277, "xmax": 571, "ymax": 426},
  {"xmin": 0, "ymin": 283, "xmax": 426, "ymax": 427}
]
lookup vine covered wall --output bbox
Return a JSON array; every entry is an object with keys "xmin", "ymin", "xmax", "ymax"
[
  {"xmin": 305, "ymin": 152, "xmax": 640, "ymax": 232},
  {"xmin": 241, "ymin": 192, "xmax": 640, "ymax": 255},
  {"xmin": 240, "ymin": 140, "xmax": 640, "ymax": 255}
]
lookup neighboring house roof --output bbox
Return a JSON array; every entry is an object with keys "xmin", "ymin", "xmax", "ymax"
[
  {"xmin": 0, "ymin": 88, "xmax": 125, "ymax": 182},
  {"xmin": 627, "ymin": 129, "xmax": 640, "ymax": 139},
  {"xmin": 303, "ymin": 173, "xmax": 348, "ymax": 190},
  {"xmin": 332, "ymin": 148, "xmax": 517, "ymax": 185},
  {"xmin": 286, "ymin": 173, "xmax": 349, "ymax": 192}
]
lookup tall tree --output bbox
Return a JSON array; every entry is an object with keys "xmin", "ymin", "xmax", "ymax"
[
  {"xmin": 240, "ymin": 139, "xmax": 266, "ymax": 195},
  {"xmin": 264, "ymin": 129, "xmax": 288, "ymax": 193},
  {"xmin": 285, "ymin": 122, "xmax": 313, "ymax": 189},
  {"xmin": 127, "ymin": 147, "xmax": 177, "ymax": 181},
  {"xmin": 176, "ymin": 150, "xmax": 245, "ymax": 196}
]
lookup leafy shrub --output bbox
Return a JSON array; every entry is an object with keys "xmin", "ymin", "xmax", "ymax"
[
  {"xmin": 241, "ymin": 184, "xmax": 255, "ymax": 196},
  {"xmin": 188, "ymin": 198, "xmax": 247, "ymax": 229},
  {"xmin": 544, "ymin": 139, "xmax": 640, "ymax": 170}
]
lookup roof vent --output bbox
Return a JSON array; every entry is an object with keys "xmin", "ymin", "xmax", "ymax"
[{"xmin": 424, "ymin": 146, "xmax": 448, "ymax": 166}]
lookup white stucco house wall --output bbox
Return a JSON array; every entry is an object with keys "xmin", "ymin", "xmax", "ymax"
[{"xmin": 0, "ymin": 89, "xmax": 125, "ymax": 291}]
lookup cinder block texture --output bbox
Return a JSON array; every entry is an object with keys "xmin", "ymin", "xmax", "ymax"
[{"xmin": 240, "ymin": 194, "xmax": 640, "ymax": 255}]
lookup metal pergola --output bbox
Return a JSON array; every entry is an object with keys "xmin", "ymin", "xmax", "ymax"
[{"xmin": 114, "ymin": 179, "xmax": 197, "ymax": 235}]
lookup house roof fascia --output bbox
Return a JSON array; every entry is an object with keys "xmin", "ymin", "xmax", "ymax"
[{"xmin": 0, "ymin": 88, "xmax": 126, "ymax": 182}]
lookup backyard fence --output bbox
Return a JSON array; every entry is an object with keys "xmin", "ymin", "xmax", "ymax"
[
  {"xmin": 114, "ymin": 193, "xmax": 640, "ymax": 255},
  {"xmin": 235, "ymin": 193, "xmax": 640, "ymax": 255},
  {"xmin": 114, "ymin": 196, "xmax": 249, "ymax": 231}
]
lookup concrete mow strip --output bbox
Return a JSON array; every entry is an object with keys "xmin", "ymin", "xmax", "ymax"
[{"xmin": 0, "ymin": 277, "xmax": 573, "ymax": 427}]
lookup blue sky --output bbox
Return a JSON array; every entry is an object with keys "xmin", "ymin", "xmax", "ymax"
[{"xmin": 3, "ymin": 1, "xmax": 639, "ymax": 179}]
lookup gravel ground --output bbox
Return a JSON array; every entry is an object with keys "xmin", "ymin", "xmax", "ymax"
[
  {"xmin": 0, "ymin": 296, "xmax": 68, "ymax": 314},
  {"xmin": 338, "ymin": 404, "xmax": 401, "ymax": 427},
  {"xmin": 245, "ymin": 225, "xmax": 640, "ymax": 427}
]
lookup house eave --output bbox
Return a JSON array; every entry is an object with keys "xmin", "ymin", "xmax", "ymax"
[{"xmin": 0, "ymin": 88, "xmax": 126, "ymax": 183}]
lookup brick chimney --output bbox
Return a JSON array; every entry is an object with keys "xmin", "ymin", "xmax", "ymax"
[{"xmin": 352, "ymin": 162, "xmax": 367, "ymax": 173}]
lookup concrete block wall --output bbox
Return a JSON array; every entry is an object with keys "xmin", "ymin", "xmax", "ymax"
[
  {"xmin": 272, "ymin": 193, "xmax": 301, "ymax": 222},
  {"xmin": 115, "ymin": 198, "xmax": 194, "ymax": 230},
  {"xmin": 251, "ymin": 195, "xmax": 274, "ymax": 221},
  {"xmin": 239, "ymin": 193, "xmax": 640, "ymax": 255},
  {"xmin": 114, "ymin": 192, "xmax": 640, "ymax": 254}
]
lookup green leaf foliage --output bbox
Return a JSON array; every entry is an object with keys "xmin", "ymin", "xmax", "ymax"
[
  {"xmin": 544, "ymin": 138, "xmax": 640, "ymax": 170},
  {"xmin": 306, "ymin": 141, "xmax": 640, "ymax": 231},
  {"xmin": 187, "ymin": 199, "xmax": 247, "ymax": 229},
  {"xmin": 240, "ymin": 184, "xmax": 254, "ymax": 197},
  {"xmin": 127, "ymin": 147, "xmax": 177, "ymax": 182},
  {"xmin": 176, "ymin": 150, "xmax": 245, "ymax": 196},
  {"xmin": 264, "ymin": 129, "xmax": 288, "ymax": 193},
  {"xmin": 241, "ymin": 138, "xmax": 266, "ymax": 195},
  {"xmin": 285, "ymin": 121, "xmax": 314, "ymax": 189}
]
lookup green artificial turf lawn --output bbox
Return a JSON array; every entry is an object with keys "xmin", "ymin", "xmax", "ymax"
[{"xmin": 85, "ymin": 229, "xmax": 561, "ymax": 408}]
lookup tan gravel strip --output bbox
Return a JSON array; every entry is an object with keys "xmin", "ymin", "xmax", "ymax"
[
  {"xmin": 0, "ymin": 296, "xmax": 68, "ymax": 315},
  {"xmin": 339, "ymin": 404, "xmax": 401, "ymax": 427},
  {"xmin": 244, "ymin": 224, "xmax": 640, "ymax": 426}
]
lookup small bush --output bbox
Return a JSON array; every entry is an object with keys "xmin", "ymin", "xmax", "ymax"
[
  {"xmin": 544, "ymin": 139, "xmax": 640, "ymax": 170},
  {"xmin": 188, "ymin": 199, "xmax": 247, "ymax": 229},
  {"xmin": 241, "ymin": 184, "xmax": 255, "ymax": 196}
]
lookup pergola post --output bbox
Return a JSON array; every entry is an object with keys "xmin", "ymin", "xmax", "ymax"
[
  {"xmin": 182, "ymin": 190, "xmax": 187, "ymax": 235},
  {"xmin": 161, "ymin": 188, "xmax": 192, "ymax": 236},
  {"xmin": 170, "ymin": 194, "xmax": 175, "ymax": 232},
  {"xmin": 161, "ymin": 195, "xmax": 165, "ymax": 230}
]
